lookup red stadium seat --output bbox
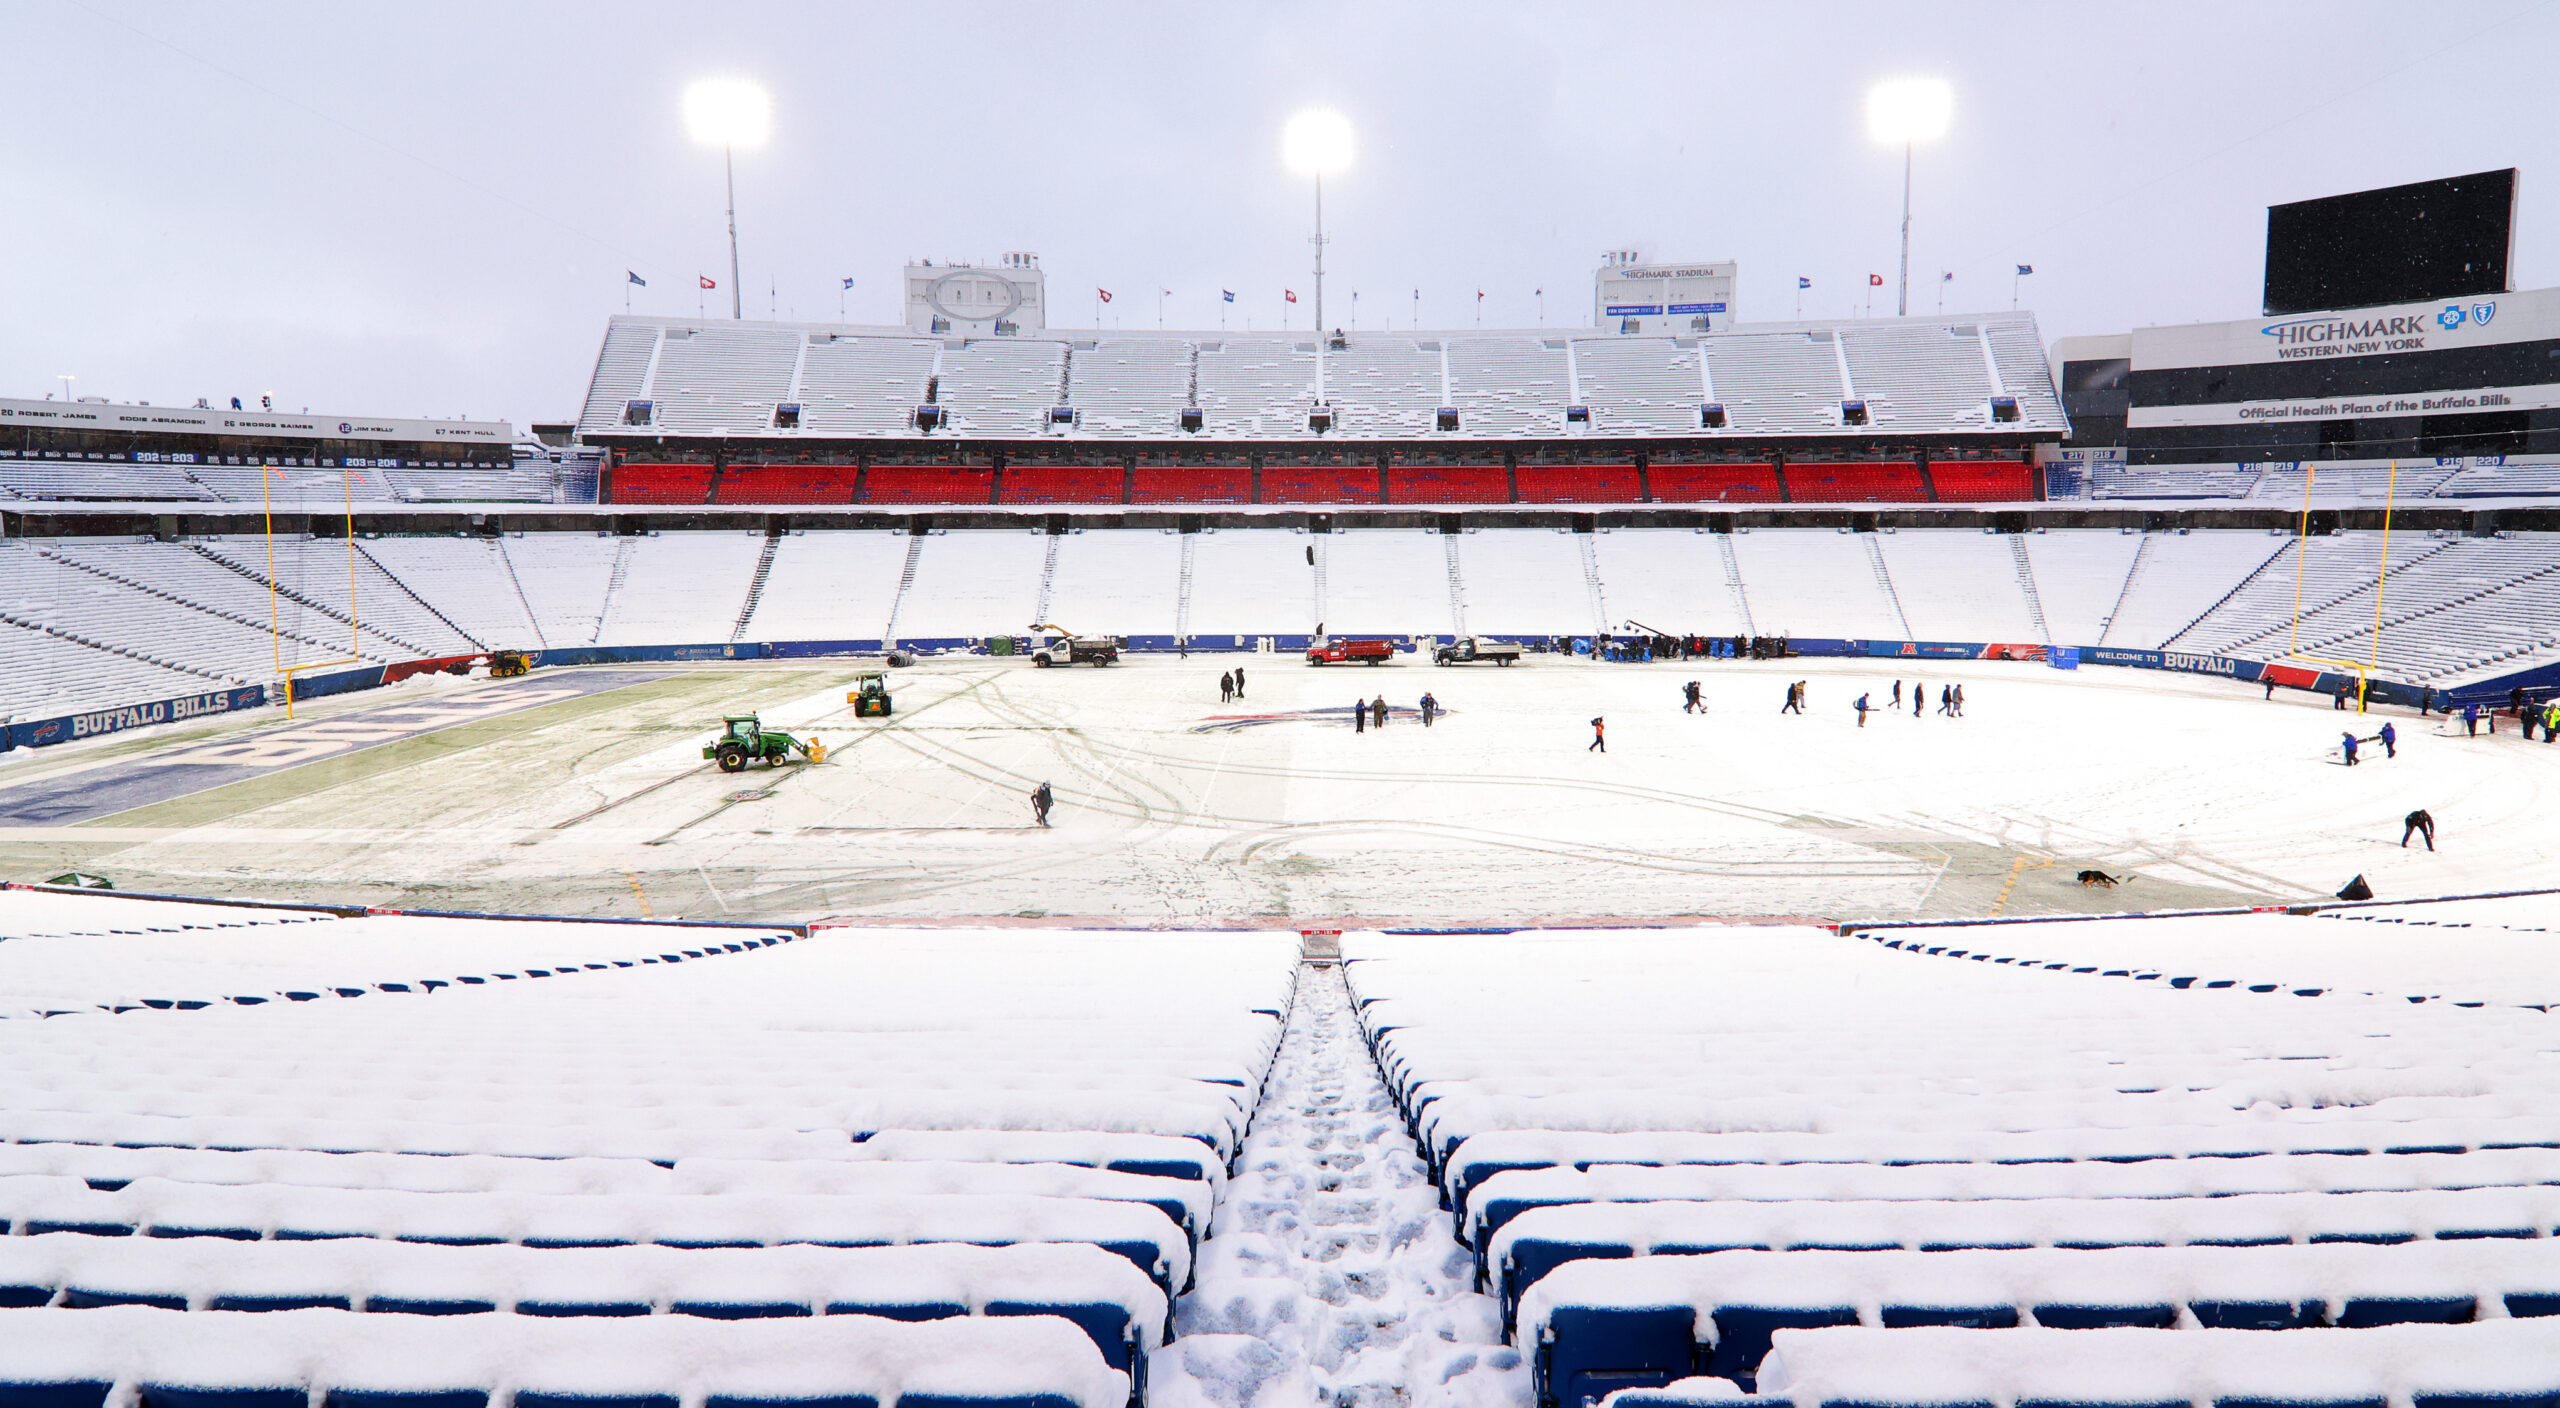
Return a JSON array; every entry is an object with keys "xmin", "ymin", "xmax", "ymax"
[
  {"xmin": 1260, "ymin": 466, "xmax": 1381, "ymax": 504},
  {"xmin": 1515, "ymin": 464, "xmax": 1640, "ymax": 504},
  {"xmin": 611, "ymin": 464, "xmax": 715, "ymax": 505},
  {"xmin": 1387, "ymin": 466, "xmax": 1509, "ymax": 504},
  {"xmin": 999, "ymin": 465, "xmax": 1126, "ymax": 505},
  {"xmin": 714, "ymin": 465, "xmax": 858, "ymax": 504},
  {"xmin": 1781, "ymin": 461, "xmax": 1926, "ymax": 503},
  {"xmin": 1129, "ymin": 464, "xmax": 1252, "ymax": 504},
  {"xmin": 1646, "ymin": 462, "xmax": 1781, "ymax": 503},
  {"xmin": 860, "ymin": 465, "xmax": 995, "ymax": 505},
  {"xmin": 1929, "ymin": 462, "xmax": 2037, "ymax": 503}
]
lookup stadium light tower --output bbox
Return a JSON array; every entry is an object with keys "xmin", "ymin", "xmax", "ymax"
[
  {"xmin": 1283, "ymin": 110, "xmax": 1354, "ymax": 335},
  {"xmin": 684, "ymin": 78, "xmax": 771, "ymax": 320},
  {"xmin": 1867, "ymin": 77, "xmax": 1951, "ymax": 318}
]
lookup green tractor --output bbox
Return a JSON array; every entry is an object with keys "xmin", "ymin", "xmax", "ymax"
[
  {"xmin": 702, "ymin": 714, "xmax": 829, "ymax": 773},
  {"xmin": 848, "ymin": 671, "xmax": 893, "ymax": 718}
]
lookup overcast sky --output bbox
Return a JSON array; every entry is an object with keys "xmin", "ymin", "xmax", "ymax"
[{"xmin": 6, "ymin": 0, "xmax": 2555, "ymax": 430}]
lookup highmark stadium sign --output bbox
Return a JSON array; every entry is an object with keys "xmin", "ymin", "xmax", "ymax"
[{"xmin": 2132, "ymin": 285, "xmax": 2558, "ymax": 371}]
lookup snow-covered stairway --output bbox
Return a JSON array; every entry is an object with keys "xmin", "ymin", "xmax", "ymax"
[{"xmin": 1153, "ymin": 962, "xmax": 1522, "ymax": 1408}]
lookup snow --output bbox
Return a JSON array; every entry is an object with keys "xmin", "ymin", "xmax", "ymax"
[
  {"xmin": 0, "ymin": 1304, "xmax": 1130, "ymax": 1408},
  {"xmin": 1151, "ymin": 964, "xmax": 1529, "ymax": 1408},
  {"xmin": 1522, "ymin": 1240, "xmax": 2560, "ymax": 1351},
  {"xmin": 1466, "ymin": 1145, "xmax": 2560, "ymax": 1246},
  {"xmin": 1755, "ymin": 1321, "xmax": 2560, "ymax": 1406},
  {"xmin": 1861, "ymin": 900, "xmax": 2560, "ymax": 1007},
  {"xmin": 0, "ymin": 1234, "xmax": 1164, "ymax": 1345}
]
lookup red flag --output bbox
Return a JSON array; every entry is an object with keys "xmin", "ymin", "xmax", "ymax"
[
  {"xmin": 1476, "ymin": 290, "xmax": 1485, "ymax": 300},
  {"xmin": 1868, "ymin": 273, "xmax": 1883, "ymax": 286},
  {"xmin": 1284, "ymin": 290, "xmax": 1298, "ymax": 303},
  {"xmin": 700, "ymin": 275, "xmax": 717, "ymax": 290},
  {"xmin": 1098, "ymin": 288, "xmax": 1113, "ymax": 302}
]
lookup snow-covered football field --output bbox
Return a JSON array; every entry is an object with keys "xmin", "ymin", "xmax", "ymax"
[{"xmin": 0, "ymin": 652, "xmax": 2540, "ymax": 924}]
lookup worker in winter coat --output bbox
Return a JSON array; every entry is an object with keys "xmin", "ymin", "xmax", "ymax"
[
  {"xmin": 1372, "ymin": 695, "xmax": 1388, "ymax": 729},
  {"xmin": 2379, "ymin": 721, "xmax": 2397, "ymax": 759},
  {"xmin": 1232, "ymin": 665, "xmax": 1246, "ymax": 699},
  {"xmin": 1031, "ymin": 782, "xmax": 1053, "ymax": 827},
  {"xmin": 2402, "ymin": 808, "xmax": 2436, "ymax": 850},
  {"xmin": 1589, "ymin": 717, "xmax": 1606, "ymax": 753},
  {"xmin": 2341, "ymin": 732, "xmax": 2360, "ymax": 766},
  {"xmin": 1419, "ymin": 692, "xmax": 1438, "ymax": 728},
  {"xmin": 1684, "ymin": 681, "xmax": 1704, "ymax": 714},
  {"xmin": 1855, "ymin": 693, "xmax": 1871, "ymax": 728},
  {"xmin": 1353, "ymin": 700, "xmax": 1366, "ymax": 734},
  {"xmin": 1220, "ymin": 671, "xmax": 1235, "ymax": 703}
]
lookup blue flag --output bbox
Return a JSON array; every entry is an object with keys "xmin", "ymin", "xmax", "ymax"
[
  {"xmin": 1221, "ymin": 290, "xmax": 1235, "ymax": 303},
  {"xmin": 842, "ymin": 277, "xmax": 857, "ymax": 290},
  {"xmin": 2016, "ymin": 264, "xmax": 2034, "ymax": 276},
  {"xmin": 1796, "ymin": 276, "xmax": 1811, "ymax": 289},
  {"xmin": 627, "ymin": 271, "xmax": 646, "ymax": 287}
]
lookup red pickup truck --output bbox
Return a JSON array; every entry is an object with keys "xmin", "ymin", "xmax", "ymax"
[{"xmin": 1306, "ymin": 638, "xmax": 1397, "ymax": 665}]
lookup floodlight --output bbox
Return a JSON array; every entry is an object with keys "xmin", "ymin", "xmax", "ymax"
[
  {"xmin": 1282, "ymin": 110, "xmax": 1355, "ymax": 175},
  {"xmin": 1866, "ymin": 78, "xmax": 1952, "ymax": 145},
  {"xmin": 685, "ymin": 78, "xmax": 771, "ymax": 148}
]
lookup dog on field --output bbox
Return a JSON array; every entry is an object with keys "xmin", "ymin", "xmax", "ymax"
[{"xmin": 2076, "ymin": 869, "xmax": 2123, "ymax": 889}]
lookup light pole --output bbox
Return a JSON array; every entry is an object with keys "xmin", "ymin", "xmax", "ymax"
[
  {"xmin": 1866, "ymin": 78, "xmax": 1951, "ymax": 319},
  {"xmin": 684, "ymin": 78, "xmax": 771, "ymax": 321},
  {"xmin": 1283, "ymin": 111, "xmax": 1354, "ymax": 338}
]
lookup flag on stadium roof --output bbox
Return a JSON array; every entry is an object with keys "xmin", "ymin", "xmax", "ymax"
[
  {"xmin": 1475, "ymin": 290, "xmax": 1485, "ymax": 300},
  {"xmin": 1222, "ymin": 290, "xmax": 1234, "ymax": 302},
  {"xmin": 699, "ymin": 275, "xmax": 716, "ymax": 290},
  {"xmin": 1868, "ymin": 273, "xmax": 1883, "ymax": 286},
  {"xmin": 2017, "ymin": 264, "xmax": 2034, "ymax": 275},
  {"xmin": 627, "ymin": 271, "xmax": 646, "ymax": 287},
  {"xmin": 1098, "ymin": 288, "xmax": 1113, "ymax": 302},
  {"xmin": 841, "ymin": 277, "xmax": 856, "ymax": 290},
  {"xmin": 1797, "ymin": 277, "xmax": 1811, "ymax": 289},
  {"xmin": 1285, "ymin": 290, "xmax": 1298, "ymax": 303},
  {"xmin": 1942, "ymin": 271, "xmax": 1954, "ymax": 281}
]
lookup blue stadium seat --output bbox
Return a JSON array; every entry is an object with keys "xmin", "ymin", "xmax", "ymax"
[
  {"xmin": 669, "ymin": 1301, "xmax": 810, "ymax": 1319},
  {"xmin": 1536, "ymin": 1305, "xmax": 1698, "ymax": 1408},
  {"xmin": 2333, "ymin": 1295, "xmax": 2476, "ymax": 1326},
  {"xmin": 2189, "ymin": 1299, "xmax": 2322, "ymax": 1330},
  {"xmin": 512, "ymin": 1394, "xmax": 679, "ymax": 1408},
  {"xmin": 140, "ymin": 1388, "xmax": 308, "ymax": 1408},
  {"xmin": 362, "ymin": 1298, "xmax": 497, "ymax": 1316},
  {"xmin": 209, "ymin": 1296, "xmax": 353, "ymax": 1312},
  {"xmin": 0, "ymin": 1386, "xmax": 113, "ymax": 1408},
  {"xmin": 1701, "ymin": 1307, "xmax": 1858, "ymax": 1389},
  {"xmin": 321, "ymin": 1393, "xmax": 490, "ymax": 1408}
]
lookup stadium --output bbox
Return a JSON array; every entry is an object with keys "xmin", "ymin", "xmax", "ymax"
[{"xmin": 8, "ymin": 17, "xmax": 2560, "ymax": 1408}]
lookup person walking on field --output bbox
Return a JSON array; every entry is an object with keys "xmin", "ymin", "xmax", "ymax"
[
  {"xmin": 1030, "ymin": 781, "xmax": 1054, "ymax": 828},
  {"xmin": 1219, "ymin": 670, "xmax": 1235, "ymax": 704},
  {"xmin": 1371, "ymin": 694, "xmax": 1388, "ymax": 730},
  {"xmin": 1419, "ymin": 692, "xmax": 1438, "ymax": 728},
  {"xmin": 2464, "ymin": 702, "xmax": 2481, "ymax": 737},
  {"xmin": 1684, "ymin": 680, "xmax": 1705, "ymax": 714},
  {"xmin": 1855, "ymin": 693, "xmax": 1871, "ymax": 728},
  {"xmin": 2379, "ymin": 721, "xmax": 2397, "ymax": 759},
  {"xmin": 1938, "ymin": 685, "xmax": 1955, "ymax": 717},
  {"xmin": 1952, "ymin": 684, "xmax": 1965, "ymax": 717},
  {"xmin": 1353, "ymin": 699, "xmax": 1366, "ymax": 734},
  {"xmin": 1589, "ymin": 717, "xmax": 1606, "ymax": 753},
  {"xmin": 1232, "ymin": 665, "xmax": 1246, "ymax": 699},
  {"xmin": 2402, "ymin": 808, "xmax": 2436, "ymax": 851},
  {"xmin": 1781, "ymin": 682, "xmax": 1803, "ymax": 714},
  {"xmin": 1913, "ymin": 684, "xmax": 1924, "ymax": 718},
  {"xmin": 1891, "ymin": 681, "xmax": 1902, "ymax": 709},
  {"xmin": 2341, "ymin": 732, "xmax": 2360, "ymax": 767}
]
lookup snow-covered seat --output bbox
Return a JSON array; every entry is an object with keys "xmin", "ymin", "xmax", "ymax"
[
  {"xmin": 1465, "ymin": 1147, "xmax": 2560, "ymax": 1250},
  {"xmin": 0, "ymin": 1179, "xmax": 1192, "ymax": 1298},
  {"xmin": 1753, "ymin": 1321, "xmax": 2560, "ymax": 1408},
  {"xmin": 1521, "ymin": 1242, "xmax": 2560, "ymax": 1400},
  {"xmin": 1489, "ymin": 1183, "xmax": 2560, "ymax": 1320},
  {"xmin": 0, "ymin": 1304, "xmax": 1130, "ymax": 1408},
  {"xmin": 1437, "ymin": 1116, "xmax": 2560, "ymax": 1225},
  {"xmin": 0, "ymin": 1238, "xmax": 1160, "ymax": 1373}
]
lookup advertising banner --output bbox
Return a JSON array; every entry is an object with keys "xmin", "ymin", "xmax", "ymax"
[{"xmin": 9, "ymin": 685, "xmax": 266, "ymax": 750}]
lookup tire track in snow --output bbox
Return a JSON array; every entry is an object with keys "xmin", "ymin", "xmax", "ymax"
[{"xmin": 1153, "ymin": 963, "xmax": 1526, "ymax": 1408}]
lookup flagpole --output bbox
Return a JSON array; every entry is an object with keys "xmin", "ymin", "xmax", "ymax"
[
  {"xmin": 724, "ymin": 144, "xmax": 743, "ymax": 320},
  {"xmin": 1895, "ymin": 140, "xmax": 1911, "ymax": 318}
]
